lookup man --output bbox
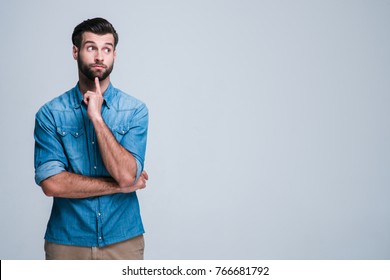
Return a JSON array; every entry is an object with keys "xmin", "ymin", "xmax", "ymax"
[{"xmin": 34, "ymin": 18, "xmax": 149, "ymax": 260}]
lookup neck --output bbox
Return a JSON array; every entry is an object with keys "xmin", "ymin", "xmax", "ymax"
[{"xmin": 78, "ymin": 72, "xmax": 111, "ymax": 94}]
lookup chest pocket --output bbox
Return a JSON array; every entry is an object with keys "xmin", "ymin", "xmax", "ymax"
[
  {"xmin": 113, "ymin": 125, "xmax": 131, "ymax": 144},
  {"xmin": 57, "ymin": 127, "xmax": 86, "ymax": 160}
]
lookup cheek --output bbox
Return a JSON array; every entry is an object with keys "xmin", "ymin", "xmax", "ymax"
[
  {"xmin": 79, "ymin": 52, "xmax": 95, "ymax": 65},
  {"xmin": 106, "ymin": 54, "xmax": 115, "ymax": 65},
  {"xmin": 110, "ymin": 51, "xmax": 116, "ymax": 62}
]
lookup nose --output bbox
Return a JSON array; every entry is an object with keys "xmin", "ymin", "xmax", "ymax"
[{"xmin": 95, "ymin": 50, "xmax": 104, "ymax": 62}]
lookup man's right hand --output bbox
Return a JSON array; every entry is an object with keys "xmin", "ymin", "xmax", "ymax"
[{"xmin": 120, "ymin": 171, "xmax": 149, "ymax": 193}]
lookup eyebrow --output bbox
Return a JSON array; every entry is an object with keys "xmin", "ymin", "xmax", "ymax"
[{"xmin": 83, "ymin": 41, "xmax": 114, "ymax": 47}]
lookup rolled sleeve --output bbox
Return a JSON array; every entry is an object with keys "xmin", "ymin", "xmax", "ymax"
[
  {"xmin": 120, "ymin": 103, "xmax": 149, "ymax": 181},
  {"xmin": 35, "ymin": 160, "xmax": 66, "ymax": 185},
  {"xmin": 135, "ymin": 159, "xmax": 143, "ymax": 181},
  {"xmin": 34, "ymin": 106, "xmax": 69, "ymax": 186}
]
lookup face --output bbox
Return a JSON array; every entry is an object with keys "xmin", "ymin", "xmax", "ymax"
[{"xmin": 73, "ymin": 32, "xmax": 116, "ymax": 81}]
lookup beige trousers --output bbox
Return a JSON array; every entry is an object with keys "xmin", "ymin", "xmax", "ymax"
[{"xmin": 44, "ymin": 234, "xmax": 144, "ymax": 260}]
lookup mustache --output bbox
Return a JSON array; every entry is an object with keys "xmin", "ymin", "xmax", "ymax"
[{"xmin": 90, "ymin": 63, "xmax": 107, "ymax": 68}]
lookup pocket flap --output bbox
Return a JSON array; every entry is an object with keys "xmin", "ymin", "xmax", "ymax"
[
  {"xmin": 114, "ymin": 126, "xmax": 131, "ymax": 135},
  {"xmin": 57, "ymin": 127, "xmax": 84, "ymax": 138}
]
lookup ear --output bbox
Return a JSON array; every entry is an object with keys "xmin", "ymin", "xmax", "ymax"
[
  {"xmin": 72, "ymin": 46, "xmax": 78, "ymax": 60},
  {"xmin": 113, "ymin": 49, "xmax": 117, "ymax": 60}
]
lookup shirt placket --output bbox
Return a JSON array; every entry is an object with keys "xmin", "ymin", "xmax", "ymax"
[
  {"xmin": 82, "ymin": 104, "xmax": 105, "ymax": 246},
  {"xmin": 91, "ymin": 117, "xmax": 105, "ymax": 246}
]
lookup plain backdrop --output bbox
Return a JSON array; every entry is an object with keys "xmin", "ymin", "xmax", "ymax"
[{"xmin": 0, "ymin": 0, "xmax": 389, "ymax": 260}]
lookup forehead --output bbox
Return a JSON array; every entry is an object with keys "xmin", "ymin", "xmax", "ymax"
[{"xmin": 81, "ymin": 32, "xmax": 115, "ymax": 46}]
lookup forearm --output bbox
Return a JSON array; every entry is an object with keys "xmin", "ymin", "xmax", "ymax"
[
  {"xmin": 84, "ymin": 78, "xmax": 139, "ymax": 188},
  {"xmin": 40, "ymin": 171, "xmax": 120, "ymax": 198},
  {"xmin": 92, "ymin": 117, "xmax": 137, "ymax": 188}
]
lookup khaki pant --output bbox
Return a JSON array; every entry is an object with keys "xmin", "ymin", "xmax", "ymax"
[{"xmin": 44, "ymin": 235, "xmax": 144, "ymax": 260}]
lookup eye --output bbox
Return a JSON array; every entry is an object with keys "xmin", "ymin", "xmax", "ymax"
[
  {"xmin": 104, "ymin": 48, "xmax": 111, "ymax": 53},
  {"xmin": 87, "ymin": 46, "xmax": 94, "ymax": 52}
]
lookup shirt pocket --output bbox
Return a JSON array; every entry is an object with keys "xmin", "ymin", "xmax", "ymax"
[
  {"xmin": 113, "ymin": 125, "xmax": 131, "ymax": 144},
  {"xmin": 56, "ymin": 127, "xmax": 86, "ymax": 161}
]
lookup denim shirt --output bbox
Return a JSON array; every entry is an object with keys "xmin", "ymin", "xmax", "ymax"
[{"xmin": 34, "ymin": 83, "xmax": 148, "ymax": 247}]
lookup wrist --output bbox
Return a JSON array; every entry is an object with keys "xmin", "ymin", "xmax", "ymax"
[{"xmin": 90, "ymin": 114, "xmax": 104, "ymax": 124}]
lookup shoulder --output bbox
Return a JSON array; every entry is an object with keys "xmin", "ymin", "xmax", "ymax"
[
  {"xmin": 110, "ymin": 87, "xmax": 148, "ymax": 114},
  {"xmin": 36, "ymin": 87, "xmax": 77, "ymax": 117}
]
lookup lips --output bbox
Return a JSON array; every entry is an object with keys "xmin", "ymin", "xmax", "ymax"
[{"xmin": 91, "ymin": 64, "xmax": 107, "ymax": 69}]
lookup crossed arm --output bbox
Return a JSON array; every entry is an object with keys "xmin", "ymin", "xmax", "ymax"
[
  {"xmin": 40, "ymin": 171, "xmax": 148, "ymax": 198},
  {"xmin": 40, "ymin": 78, "xmax": 148, "ymax": 198}
]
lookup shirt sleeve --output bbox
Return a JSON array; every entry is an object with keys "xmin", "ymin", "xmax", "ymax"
[
  {"xmin": 119, "ymin": 103, "xmax": 149, "ymax": 181},
  {"xmin": 34, "ymin": 106, "xmax": 68, "ymax": 185}
]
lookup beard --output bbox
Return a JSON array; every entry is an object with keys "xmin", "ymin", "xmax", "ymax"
[{"xmin": 77, "ymin": 54, "xmax": 114, "ymax": 81}]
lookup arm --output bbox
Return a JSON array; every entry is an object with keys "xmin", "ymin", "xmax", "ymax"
[
  {"xmin": 92, "ymin": 117, "xmax": 137, "ymax": 188},
  {"xmin": 34, "ymin": 90, "xmax": 148, "ymax": 199},
  {"xmin": 84, "ymin": 78, "xmax": 140, "ymax": 188},
  {"xmin": 40, "ymin": 170, "xmax": 148, "ymax": 198}
]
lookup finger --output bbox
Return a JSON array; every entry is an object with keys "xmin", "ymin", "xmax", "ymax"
[
  {"xmin": 94, "ymin": 77, "xmax": 101, "ymax": 94},
  {"xmin": 142, "ymin": 171, "xmax": 149, "ymax": 180},
  {"xmin": 83, "ymin": 93, "xmax": 90, "ymax": 105}
]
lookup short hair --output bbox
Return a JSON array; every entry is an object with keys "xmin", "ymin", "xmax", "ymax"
[{"xmin": 72, "ymin": 17, "xmax": 119, "ymax": 49}]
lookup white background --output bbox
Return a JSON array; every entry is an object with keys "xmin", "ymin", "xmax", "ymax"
[{"xmin": 0, "ymin": 0, "xmax": 389, "ymax": 259}]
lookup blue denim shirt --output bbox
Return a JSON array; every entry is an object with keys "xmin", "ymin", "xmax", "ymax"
[{"xmin": 34, "ymin": 83, "xmax": 148, "ymax": 247}]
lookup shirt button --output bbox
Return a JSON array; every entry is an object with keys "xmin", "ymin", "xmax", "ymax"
[
  {"xmin": 92, "ymin": 141, "xmax": 95, "ymax": 145},
  {"xmin": 75, "ymin": 132, "xmax": 78, "ymax": 136},
  {"xmin": 99, "ymin": 237, "xmax": 102, "ymax": 240},
  {"xmin": 98, "ymin": 212, "xmax": 101, "ymax": 216},
  {"xmin": 94, "ymin": 166, "xmax": 97, "ymax": 169}
]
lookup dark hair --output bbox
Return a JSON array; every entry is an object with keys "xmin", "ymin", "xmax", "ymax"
[{"xmin": 72, "ymin": 17, "xmax": 119, "ymax": 49}]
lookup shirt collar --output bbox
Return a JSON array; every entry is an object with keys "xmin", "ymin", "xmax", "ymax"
[{"xmin": 72, "ymin": 82, "xmax": 114, "ymax": 109}]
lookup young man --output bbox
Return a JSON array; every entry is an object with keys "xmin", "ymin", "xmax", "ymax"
[{"xmin": 34, "ymin": 18, "xmax": 149, "ymax": 260}]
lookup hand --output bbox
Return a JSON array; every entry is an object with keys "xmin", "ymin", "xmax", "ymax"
[
  {"xmin": 84, "ymin": 77, "xmax": 104, "ymax": 121},
  {"xmin": 120, "ymin": 171, "xmax": 149, "ymax": 193}
]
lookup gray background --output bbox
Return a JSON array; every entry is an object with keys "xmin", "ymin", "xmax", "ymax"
[{"xmin": 0, "ymin": 0, "xmax": 389, "ymax": 259}]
